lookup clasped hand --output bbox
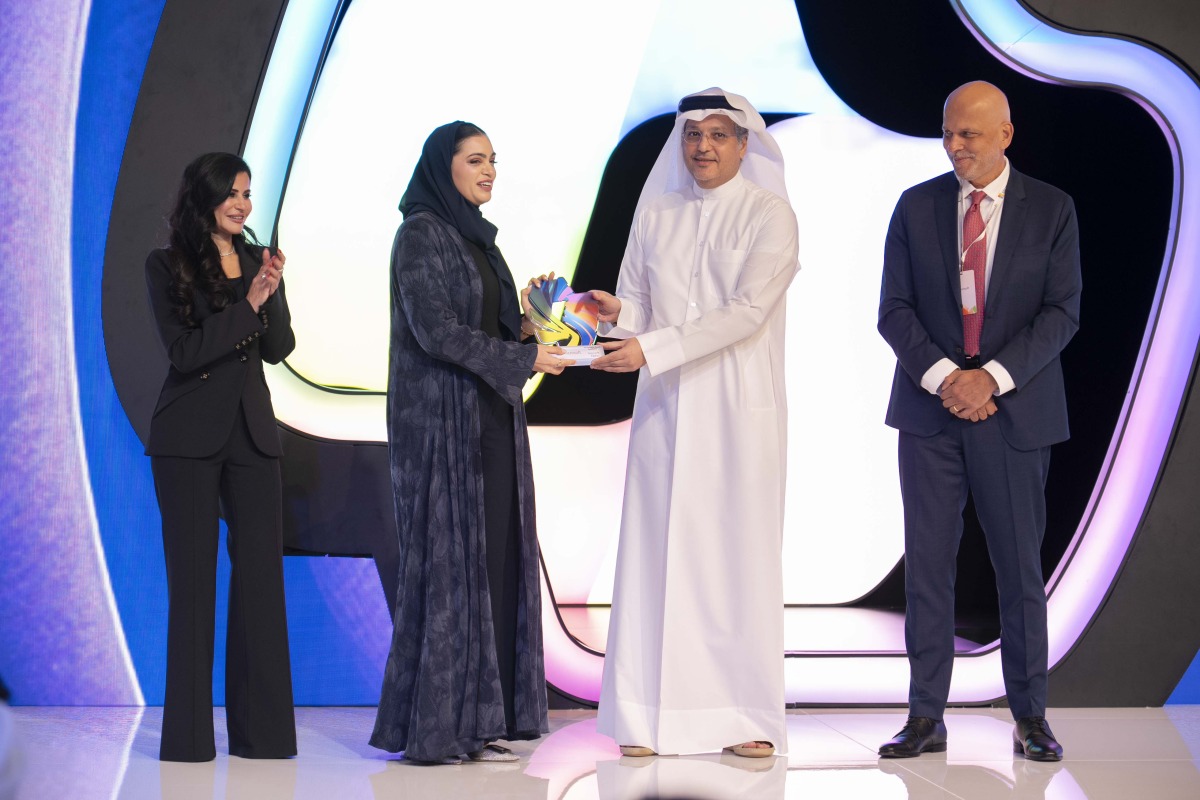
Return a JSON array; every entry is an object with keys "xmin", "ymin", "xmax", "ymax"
[
  {"xmin": 940, "ymin": 368, "xmax": 999, "ymax": 422},
  {"xmin": 248, "ymin": 247, "xmax": 285, "ymax": 312}
]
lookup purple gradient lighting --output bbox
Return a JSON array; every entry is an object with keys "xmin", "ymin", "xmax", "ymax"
[
  {"xmin": 540, "ymin": 571, "xmax": 604, "ymax": 702},
  {"xmin": 0, "ymin": 0, "xmax": 142, "ymax": 704}
]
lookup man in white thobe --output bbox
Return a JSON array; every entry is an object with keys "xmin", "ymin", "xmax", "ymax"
[{"xmin": 590, "ymin": 88, "xmax": 800, "ymax": 757}]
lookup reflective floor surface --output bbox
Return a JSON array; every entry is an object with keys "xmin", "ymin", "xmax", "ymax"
[{"xmin": 8, "ymin": 705, "xmax": 1200, "ymax": 799}]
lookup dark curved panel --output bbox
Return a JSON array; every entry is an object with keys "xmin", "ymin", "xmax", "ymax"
[
  {"xmin": 103, "ymin": 0, "xmax": 288, "ymax": 444},
  {"xmin": 277, "ymin": 427, "xmax": 399, "ymax": 618}
]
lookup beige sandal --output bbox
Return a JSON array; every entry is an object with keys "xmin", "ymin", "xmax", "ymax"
[
  {"xmin": 723, "ymin": 741, "xmax": 775, "ymax": 758},
  {"xmin": 619, "ymin": 745, "xmax": 657, "ymax": 757}
]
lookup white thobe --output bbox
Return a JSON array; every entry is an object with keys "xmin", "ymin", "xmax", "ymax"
[{"xmin": 596, "ymin": 172, "xmax": 800, "ymax": 755}]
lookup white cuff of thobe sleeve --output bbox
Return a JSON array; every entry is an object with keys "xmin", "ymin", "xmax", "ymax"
[
  {"xmin": 604, "ymin": 298, "xmax": 645, "ymax": 339},
  {"xmin": 637, "ymin": 326, "xmax": 684, "ymax": 377}
]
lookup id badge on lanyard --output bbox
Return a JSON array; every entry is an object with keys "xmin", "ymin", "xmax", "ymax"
[{"xmin": 960, "ymin": 270, "xmax": 978, "ymax": 316}]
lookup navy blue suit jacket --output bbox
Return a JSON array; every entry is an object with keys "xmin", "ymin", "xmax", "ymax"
[{"xmin": 878, "ymin": 167, "xmax": 1082, "ymax": 451}]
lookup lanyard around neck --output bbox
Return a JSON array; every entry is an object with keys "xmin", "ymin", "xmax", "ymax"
[{"xmin": 959, "ymin": 192, "xmax": 1004, "ymax": 273}]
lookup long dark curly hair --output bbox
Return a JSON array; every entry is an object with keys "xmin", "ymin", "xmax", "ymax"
[{"xmin": 166, "ymin": 152, "xmax": 260, "ymax": 326}]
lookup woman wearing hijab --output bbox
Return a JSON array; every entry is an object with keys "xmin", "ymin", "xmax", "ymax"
[
  {"xmin": 370, "ymin": 122, "xmax": 564, "ymax": 764},
  {"xmin": 144, "ymin": 152, "xmax": 296, "ymax": 762}
]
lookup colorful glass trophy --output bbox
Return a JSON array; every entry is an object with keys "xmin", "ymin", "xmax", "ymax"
[{"xmin": 526, "ymin": 277, "xmax": 604, "ymax": 365}]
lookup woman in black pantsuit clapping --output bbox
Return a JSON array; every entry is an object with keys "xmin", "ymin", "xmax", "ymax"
[{"xmin": 144, "ymin": 152, "xmax": 297, "ymax": 762}]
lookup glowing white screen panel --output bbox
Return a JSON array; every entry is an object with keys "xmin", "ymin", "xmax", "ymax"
[{"xmin": 277, "ymin": 0, "xmax": 659, "ymax": 391}]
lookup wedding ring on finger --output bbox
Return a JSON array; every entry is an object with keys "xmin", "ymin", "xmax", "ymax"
[{"xmin": 952, "ymin": 405, "xmax": 959, "ymax": 413}]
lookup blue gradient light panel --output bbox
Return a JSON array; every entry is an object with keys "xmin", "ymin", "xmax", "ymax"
[{"xmin": 0, "ymin": 0, "xmax": 142, "ymax": 705}]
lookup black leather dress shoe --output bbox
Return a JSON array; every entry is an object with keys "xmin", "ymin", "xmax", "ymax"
[
  {"xmin": 878, "ymin": 716, "xmax": 948, "ymax": 758},
  {"xmin": 1013, "ymin": 716, "xmax": 1063, "ymax": 761}
]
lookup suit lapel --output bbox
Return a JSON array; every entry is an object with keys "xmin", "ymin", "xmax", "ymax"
[
  {"xmin": 986, "ymin": 168, "xmax": 1027, "ymax": 315},
  {"xmin": 237, "ymin": 240, "xmax": 256, "ymax": 294},
  {"xmin": 934, "ymin": 174, "xmax": 961, "ymax": 306}
]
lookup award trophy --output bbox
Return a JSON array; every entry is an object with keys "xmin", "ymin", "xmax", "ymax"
[{"xmin": 526, "ymin": 277, "xmax": 604, "ymax": 365}]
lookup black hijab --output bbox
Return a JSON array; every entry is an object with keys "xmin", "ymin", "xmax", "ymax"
[{"xmin": 399, "ymin": 121, "xmax": 522, "ymax": 340}]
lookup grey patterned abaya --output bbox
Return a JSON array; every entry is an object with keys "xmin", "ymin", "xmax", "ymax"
[{"xmin": 369, "ymin": 208, "xmax": 549, "ymax": 761}]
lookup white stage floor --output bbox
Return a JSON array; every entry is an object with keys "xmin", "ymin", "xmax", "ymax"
[{"xmin": 9, "ymin": 705, "xmax": 1200, "ymax": 799}]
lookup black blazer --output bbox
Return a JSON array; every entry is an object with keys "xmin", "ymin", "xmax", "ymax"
[
  {"xmin": 144, "ymin": 240, "xmax": 295, "ymax": 458},
  {"xmin": 878, "ymin": 168, "xmax": 1082, "ymax": 451}
]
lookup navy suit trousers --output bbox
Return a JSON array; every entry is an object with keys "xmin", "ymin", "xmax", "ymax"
[{"xmin": 898, "ymin": 417, "xmax": 1051, "ymax": 720}]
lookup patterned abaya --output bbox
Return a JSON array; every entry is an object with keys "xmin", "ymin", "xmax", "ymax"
[{"xmin": 370, "ymin": 122, "xmax": 549, "ymax": 761}]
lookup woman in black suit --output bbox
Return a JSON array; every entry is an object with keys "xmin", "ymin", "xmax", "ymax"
[{"xmin": 144, "ymin": 152, "xmax": 297, "ymax": 762}]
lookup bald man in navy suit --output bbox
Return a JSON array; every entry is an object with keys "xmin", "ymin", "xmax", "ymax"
[{"xmin": 876, "ymin": 82, "xmax": 1081, "ymax": 762}]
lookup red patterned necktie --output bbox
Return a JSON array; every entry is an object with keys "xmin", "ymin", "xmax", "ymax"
[{"xmin": 961, "ymin": 190, "xmax": 987, "ymax": 358}]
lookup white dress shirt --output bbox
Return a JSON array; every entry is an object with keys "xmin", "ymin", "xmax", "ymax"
[{"xmin": 919, "ymin": 158, "xmax": 1016, "ymax": 396}]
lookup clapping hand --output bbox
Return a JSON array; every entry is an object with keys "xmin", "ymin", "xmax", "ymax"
[{"xmin": 248, "ymin": 246, "xmax": 285, "ymax": 312}]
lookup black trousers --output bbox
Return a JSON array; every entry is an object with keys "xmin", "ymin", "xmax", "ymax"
[
  {"xmin": 478, "ymin": 383, "xmax": 521, "ymax": 733},
  {"xmin": 150, "ymin": 407, "xmax": 296, "ymax": 762}
]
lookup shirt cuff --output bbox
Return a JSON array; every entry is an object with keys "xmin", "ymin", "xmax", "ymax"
[
  {"xmin": 920, "ymin": 358, "xmax": 959, "ymax": 395},
  {"xmin": 638, "ymin": 326, "xmax": 684, "ymax": 377},
  {"xmin": 983, "ymin": 360, "xmax": 1015, "ymax": 395},
  {"xmin": 605, "ymin": 298, "xmax": 642, "ymax": 339}
]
